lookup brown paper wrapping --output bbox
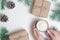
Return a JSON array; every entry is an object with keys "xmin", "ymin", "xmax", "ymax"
[
  {"xmin": 9, "ymin": 29, "xmax": 29, "ymax": 40},
  {"xmin": 31, "ymin": 0, "xmax": 51, "ymax": 18}
]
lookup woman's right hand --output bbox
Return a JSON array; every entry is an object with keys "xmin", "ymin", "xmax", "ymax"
[{"xmin": 47, "ymin": 29, "xmax": 60, "ymax": 40}]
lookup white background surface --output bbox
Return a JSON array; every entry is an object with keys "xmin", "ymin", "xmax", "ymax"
[{"xmin": 0, "ymin": 0, "xmax": 60, "ymax": 40}]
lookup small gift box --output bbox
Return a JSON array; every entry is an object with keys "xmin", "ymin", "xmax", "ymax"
[
  {"xmin": 9, "ymin": 29, "xmax": 29, "ymax": 40},
  {"xmin": 31, "ymin": 0, "xmax": 51, "ymax": 18}
]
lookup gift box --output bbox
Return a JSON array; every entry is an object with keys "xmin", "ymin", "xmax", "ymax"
[
  {"xmin": 9, "ymin": 29, "xmax": 29, "ymax": 40},
  {"xmin": 31, "ymin": 0, "xmax": 51, "ymax": 18}
]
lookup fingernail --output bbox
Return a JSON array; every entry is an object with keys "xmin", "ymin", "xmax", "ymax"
[
  {"xmin": 47, "ymin": 30, "xmax": 50, "ymax": 34},
  {"xmin": 34, "ymin": 28, "xmax": 36, "ymax": 30}
]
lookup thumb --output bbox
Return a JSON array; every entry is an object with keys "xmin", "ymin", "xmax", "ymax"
[{"xmin": 49, "ymin": 29, "xmax": 57, "ymax": 34}]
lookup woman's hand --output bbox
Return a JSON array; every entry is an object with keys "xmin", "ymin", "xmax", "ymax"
[
  {"xmin": 32, "ymin": 21, "xmax": 44, "ymax": 40},
  {"xmin": 33, "ymin": 28, "xmax": 44, "ymax": 40},
  {"xmin": 47, "ymin": 29, "xmax": 60, "ymax": 40}
]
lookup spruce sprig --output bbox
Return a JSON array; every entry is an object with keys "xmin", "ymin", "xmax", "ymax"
[
  {"xmin": 19, "ymin": 0, "xmax": 33, "ymax": 6},
  {"xmin": 51, "ymin": 26, "xmax": 57, "ymax": 30},
  {"xmin": 0, "ymin": 27, "xmax": 9, "ymax": 40},
  {"xmin": 50, "ymin": 3, "xmax": 60, "ymax": 21},
  {"xmin": 1, "ymin": 0, "xmax": 6, "ymax": 10},
  {"xmin": 52, "ymin": 0, "xmax": 57, "ymax": 2}
]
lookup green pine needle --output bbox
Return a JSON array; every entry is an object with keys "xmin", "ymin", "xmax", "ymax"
[
  {"xmin": 1, "ymin": 27, "xmax": 8, "ymax": 34},
  {"xmin": 51, "ymin": 26, "xmax": 57, "ymax": 30},
  {"xmin": 19, "ymin": 0, "xmax": 23, "ymax": 2},
  {"xmin": 25, "ymin": 0, "xmax": 30, "ymax": 6},
  {"xmin": 0, "ymin": 27, "xmax": 9, "ymax": 40},
  {"xmin": 1, "ymin": 0, "xmax": 6, "ymax": 10},
  {"xmin": 19, "ymin": 0, "xmax": 33, "ymax": 6},
  {"xmin": 52, "ymin": 0, "xmax": 57, "ymax": 2},
  {"xmin": 50, "ymin": 3, "xmax": 60, "ymax": 21}
]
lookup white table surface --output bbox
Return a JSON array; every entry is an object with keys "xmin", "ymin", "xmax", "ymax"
[{"xmin": 0, "ymin": 0, "xmax": 60, "ymax": 40}]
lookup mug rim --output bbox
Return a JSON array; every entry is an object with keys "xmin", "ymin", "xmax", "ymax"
[{"xmin": 36, "ymin": 19, "xmax": 49, "ymax": 32}]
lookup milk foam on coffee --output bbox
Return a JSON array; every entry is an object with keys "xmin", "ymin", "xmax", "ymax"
[{"xmin": 36, "ymin": 20, "xmax": 48, "ymax": 31}]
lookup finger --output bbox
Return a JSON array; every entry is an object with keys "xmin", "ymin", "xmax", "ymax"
[
  {"xmin": 33, "ymin": 28, "xmax": 39, "ymax": 38},
  {"xmin": 35, "ymin": 28, "xmax": 40, "ymax": 37},
  {"xmin": 33, "ymin": 21, "xmax": 38, "ymax": 29},
  {"xmin": 49, "ymin": 29, "xmax": 57, "ymax": 35},
  {"xmin": 32, "ymin": 21, "xmax": 37, "ymax": 33},
  {"xmin": 33, "ymin": 28, "xmax": 44, "ymax": 40},
  {"xmin": 34, "ymin": 28, "xmax": 43, "ymax": 38},
  {"xmin": 47, "ymin": 30, "xmax": 54, "ymax": 39}
]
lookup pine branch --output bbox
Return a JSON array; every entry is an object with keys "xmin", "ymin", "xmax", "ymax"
[
  {"xmin": 19, "ymin": 0, "xmax": 33, "ymax": 6},
  {"xmin": 0, "ymin": 27, "xmax": 9, "ymax": 40},
  {"xmin": 1, "ymin": 0, "xmax": 6, "ymax": 10},
  {"xmin": 51, "ymin": 26, "xmax": 57, "ymax": 30},
  {"xmin": 50, "ymin": 3, "xmax": 60, "ymax": 21},
  {"xmin": 52, "ymin": 0, "xmax": 57, "ymax": 2},
  {"xmin": 19, "ymin": 0, "xmax": 23, "ymax": 2}
]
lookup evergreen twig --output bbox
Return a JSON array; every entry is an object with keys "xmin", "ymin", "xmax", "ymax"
[
  {"xmin": 52, "ymin": 0, "xmax": 57, "ymax": 2},
  {"xmin": 19, "ymin": 0, "xmax": 33, "ymax": 6},
  {"xmin": 51, "ymin": 26, "xmax": 57, "ymax": 30},
  {"xmin": 50, "ymin": 3, "xmax": 60, "ymax": 21},
  {"xmin": 0, "ymin": 27, "xmax": 9, "ymax": 40},
  {"xmin": 1, "ymin": 0, "xmax": 6, "ymax": 10}
]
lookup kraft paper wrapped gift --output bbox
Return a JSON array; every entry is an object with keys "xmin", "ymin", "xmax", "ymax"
[
  {"xmin": 31, "ymin": 0, "xmax": 51, "ymax": 18},
  {"xmin": 9, "ymin": 29, "xmax": 29, "ymax": 40}
]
